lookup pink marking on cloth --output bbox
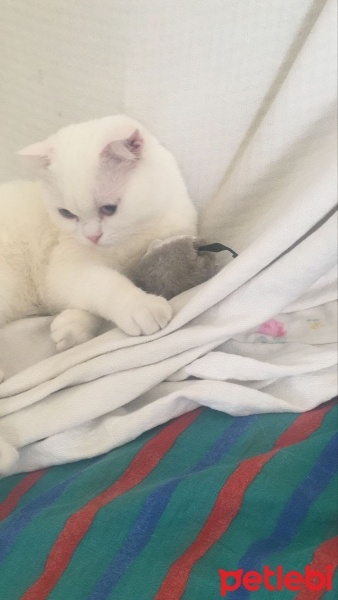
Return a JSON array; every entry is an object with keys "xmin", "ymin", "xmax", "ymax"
[{"xmin": 258, "ymin": 319, "xmax": 287, "ymax": 337}]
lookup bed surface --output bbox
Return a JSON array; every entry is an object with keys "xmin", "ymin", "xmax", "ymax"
[{"xmin": 0, "ymin": 401, "xmax": 337, "ymax": 600}]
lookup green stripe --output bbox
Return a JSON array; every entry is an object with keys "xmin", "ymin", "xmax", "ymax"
[
  {"xmin": 0, "ymin": 406, "xmax": 336, "ymax": 600},
  {"xmin": 325, "ymin": 571, "xmax": 338, "ymax": 599},
  {"xmin": 0, "ymin": 425, "xmax": 163, "ymax": 600},
  {"xmin": 268, "ymin": 477, "xmax": 338, "ymax": 600},
  {"xmin": 48, "ymin": 409, "xmax": 231, "ymax": 600},
  {"xmin": 0, "ymin": 473, "xmax": 26, "ymax": 504},
  {"xmin": 183, "ymin": 406, "xmax": 337, "ymax": 600},
  {"xmin": 112, "ymin": 412, "xmax": 298, "ymax": 600},
  {"xmin": 4, "ymin": 421, "xmax": 174, "ymax": 511}
]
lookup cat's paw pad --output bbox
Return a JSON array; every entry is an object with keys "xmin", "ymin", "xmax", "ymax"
[
  {"xmin": 114, "ymin": 292, "xmax": 173, "ymax": 336},
  {"xmin": 51, "ymin": 309, "xmax": 100, "ymax": 352}
]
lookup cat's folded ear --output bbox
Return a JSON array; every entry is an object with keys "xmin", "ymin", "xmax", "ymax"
[
  {"xmin": 17, "ymin": 140, "xmax": 53, "ymax": 167},
  {"xmin": 100, "ymin": 129, "xmax": 143, "ymax": 163}
]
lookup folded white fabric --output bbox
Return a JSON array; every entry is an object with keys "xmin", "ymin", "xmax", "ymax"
[{"xmin": 0, "ymin": 0, "xmax": 336, "ymax": 475}]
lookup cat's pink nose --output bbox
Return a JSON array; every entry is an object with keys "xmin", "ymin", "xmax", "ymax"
[{"xmin": 86, "ymin": 233, "xmax": 102, "ymax": 244}]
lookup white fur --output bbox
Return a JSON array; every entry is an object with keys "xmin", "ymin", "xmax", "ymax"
[{"xmin": 0, "ymin": 115, "xmax": 197, "ymax": 361}]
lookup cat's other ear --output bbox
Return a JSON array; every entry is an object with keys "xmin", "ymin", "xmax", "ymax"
[
  {"xmin": 17, "ymin": 140, "xmax": 53, "ymax": 167},
  {"xmin": 100, "ymin": 129, "xmax": 144, "ymax": 163}
]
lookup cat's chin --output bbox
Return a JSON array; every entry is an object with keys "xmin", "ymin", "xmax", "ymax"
[
  {"xmin": 98, "ymin": 239, "xmax": 124, "ymax": 247},
  {"xmin": 74, "ymin": 236, "xmax": 104, "ymax": 247},
  {"xmin": 74, "ymin": 237, "xmax": 98, "ymax": 247}
]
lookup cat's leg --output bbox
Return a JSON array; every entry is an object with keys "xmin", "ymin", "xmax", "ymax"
[
  {"xmin": 47, "ymin": 253, "xmax": 173, "ymax": 340},
  {"xmin": 51, "ymin": 309, "xmax": 102, "ymax": 352}
]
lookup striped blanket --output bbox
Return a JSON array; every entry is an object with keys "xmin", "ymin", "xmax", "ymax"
[{"xmin": 0, "ymin": 401, "xmax": 337, "ymax": 599}]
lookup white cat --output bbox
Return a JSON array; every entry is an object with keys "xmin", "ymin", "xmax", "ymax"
[{"xmin": 0, "ymin": 115, "xmax": 197, "ymax": 381}]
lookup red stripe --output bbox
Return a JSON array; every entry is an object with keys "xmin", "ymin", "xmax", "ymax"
[
  {"xmin": 155, "ymin": 403, "xmax": 333, "ymax": 600},
  {"xmin": 21, "ymin": 408, "xmax": 202, "ymax": 600},
  {"xmin": 0, "ymin": 469, "xmax": 47, "ymax": 521},
  {"xmin": 273, "ymin": 403, "xmax": 333, "ymax": 449},
  {"xmin": 295, "ymin": 536, "xmax": 338, "ymax": 600}
]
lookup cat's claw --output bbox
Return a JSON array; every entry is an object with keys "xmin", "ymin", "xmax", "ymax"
[
  {"xmin": 113, "ymin": 292, "xmax": 173, "ymax": 336},
  {"xmin": 51, "ymin": 309, "xmax": 101, "ymax": 352}
]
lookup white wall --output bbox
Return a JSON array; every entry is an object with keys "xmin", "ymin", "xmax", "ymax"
[{"xmin": 0, "ymin": 0, "xmax": 317, "ymax": 205}]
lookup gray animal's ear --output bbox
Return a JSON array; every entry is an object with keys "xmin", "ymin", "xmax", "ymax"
[
  {"xmin": 17, "ymin": 140, "xmax": 53, "ymax": 167},
  {"xmin": 100, "ymin": 129, "xmax": 144, "ymax": 162}
]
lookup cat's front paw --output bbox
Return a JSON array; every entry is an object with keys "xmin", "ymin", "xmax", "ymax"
[
  {"xmin": 113, "ymin": 291, "xmax": 173, "ymax": 336},
  {"xmin": 51, "ymin": 309, "xmax": 101, "ymax": 352}
]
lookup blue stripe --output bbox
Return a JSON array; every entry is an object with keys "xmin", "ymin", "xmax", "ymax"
[
  {"xmin": 88, "ymin": 414, "xmax": 258, "ymax": 600},
  {"xmin": 0, "ymin": 454, "xmax": 105, "ymax": 563},
  {"xmin": 229, "ymin": 432, "xmax": 338, "ymax": 600}
]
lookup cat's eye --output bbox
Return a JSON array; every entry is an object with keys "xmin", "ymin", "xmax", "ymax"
[
  {"xmin": 58, "ymin": 208, "xmax": 78, "ymax": 220},
  {"xmin": 100, "ymin": 204, "xmax": 117, "ymax": 217}
]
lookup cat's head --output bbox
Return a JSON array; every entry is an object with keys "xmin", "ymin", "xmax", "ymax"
[{"xmin": 18, "ymin": 115, "xmax": 172, "ymax": 247}]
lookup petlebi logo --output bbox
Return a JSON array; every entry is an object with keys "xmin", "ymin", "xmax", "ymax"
[{"xmin": 218, "ymin": 565, "xmax": 334, "ymax": 596}]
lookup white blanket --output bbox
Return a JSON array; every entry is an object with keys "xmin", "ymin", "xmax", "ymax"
[{"xmin": 0, "ymin": 0, "xmax": 337, "ymax": 475}]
